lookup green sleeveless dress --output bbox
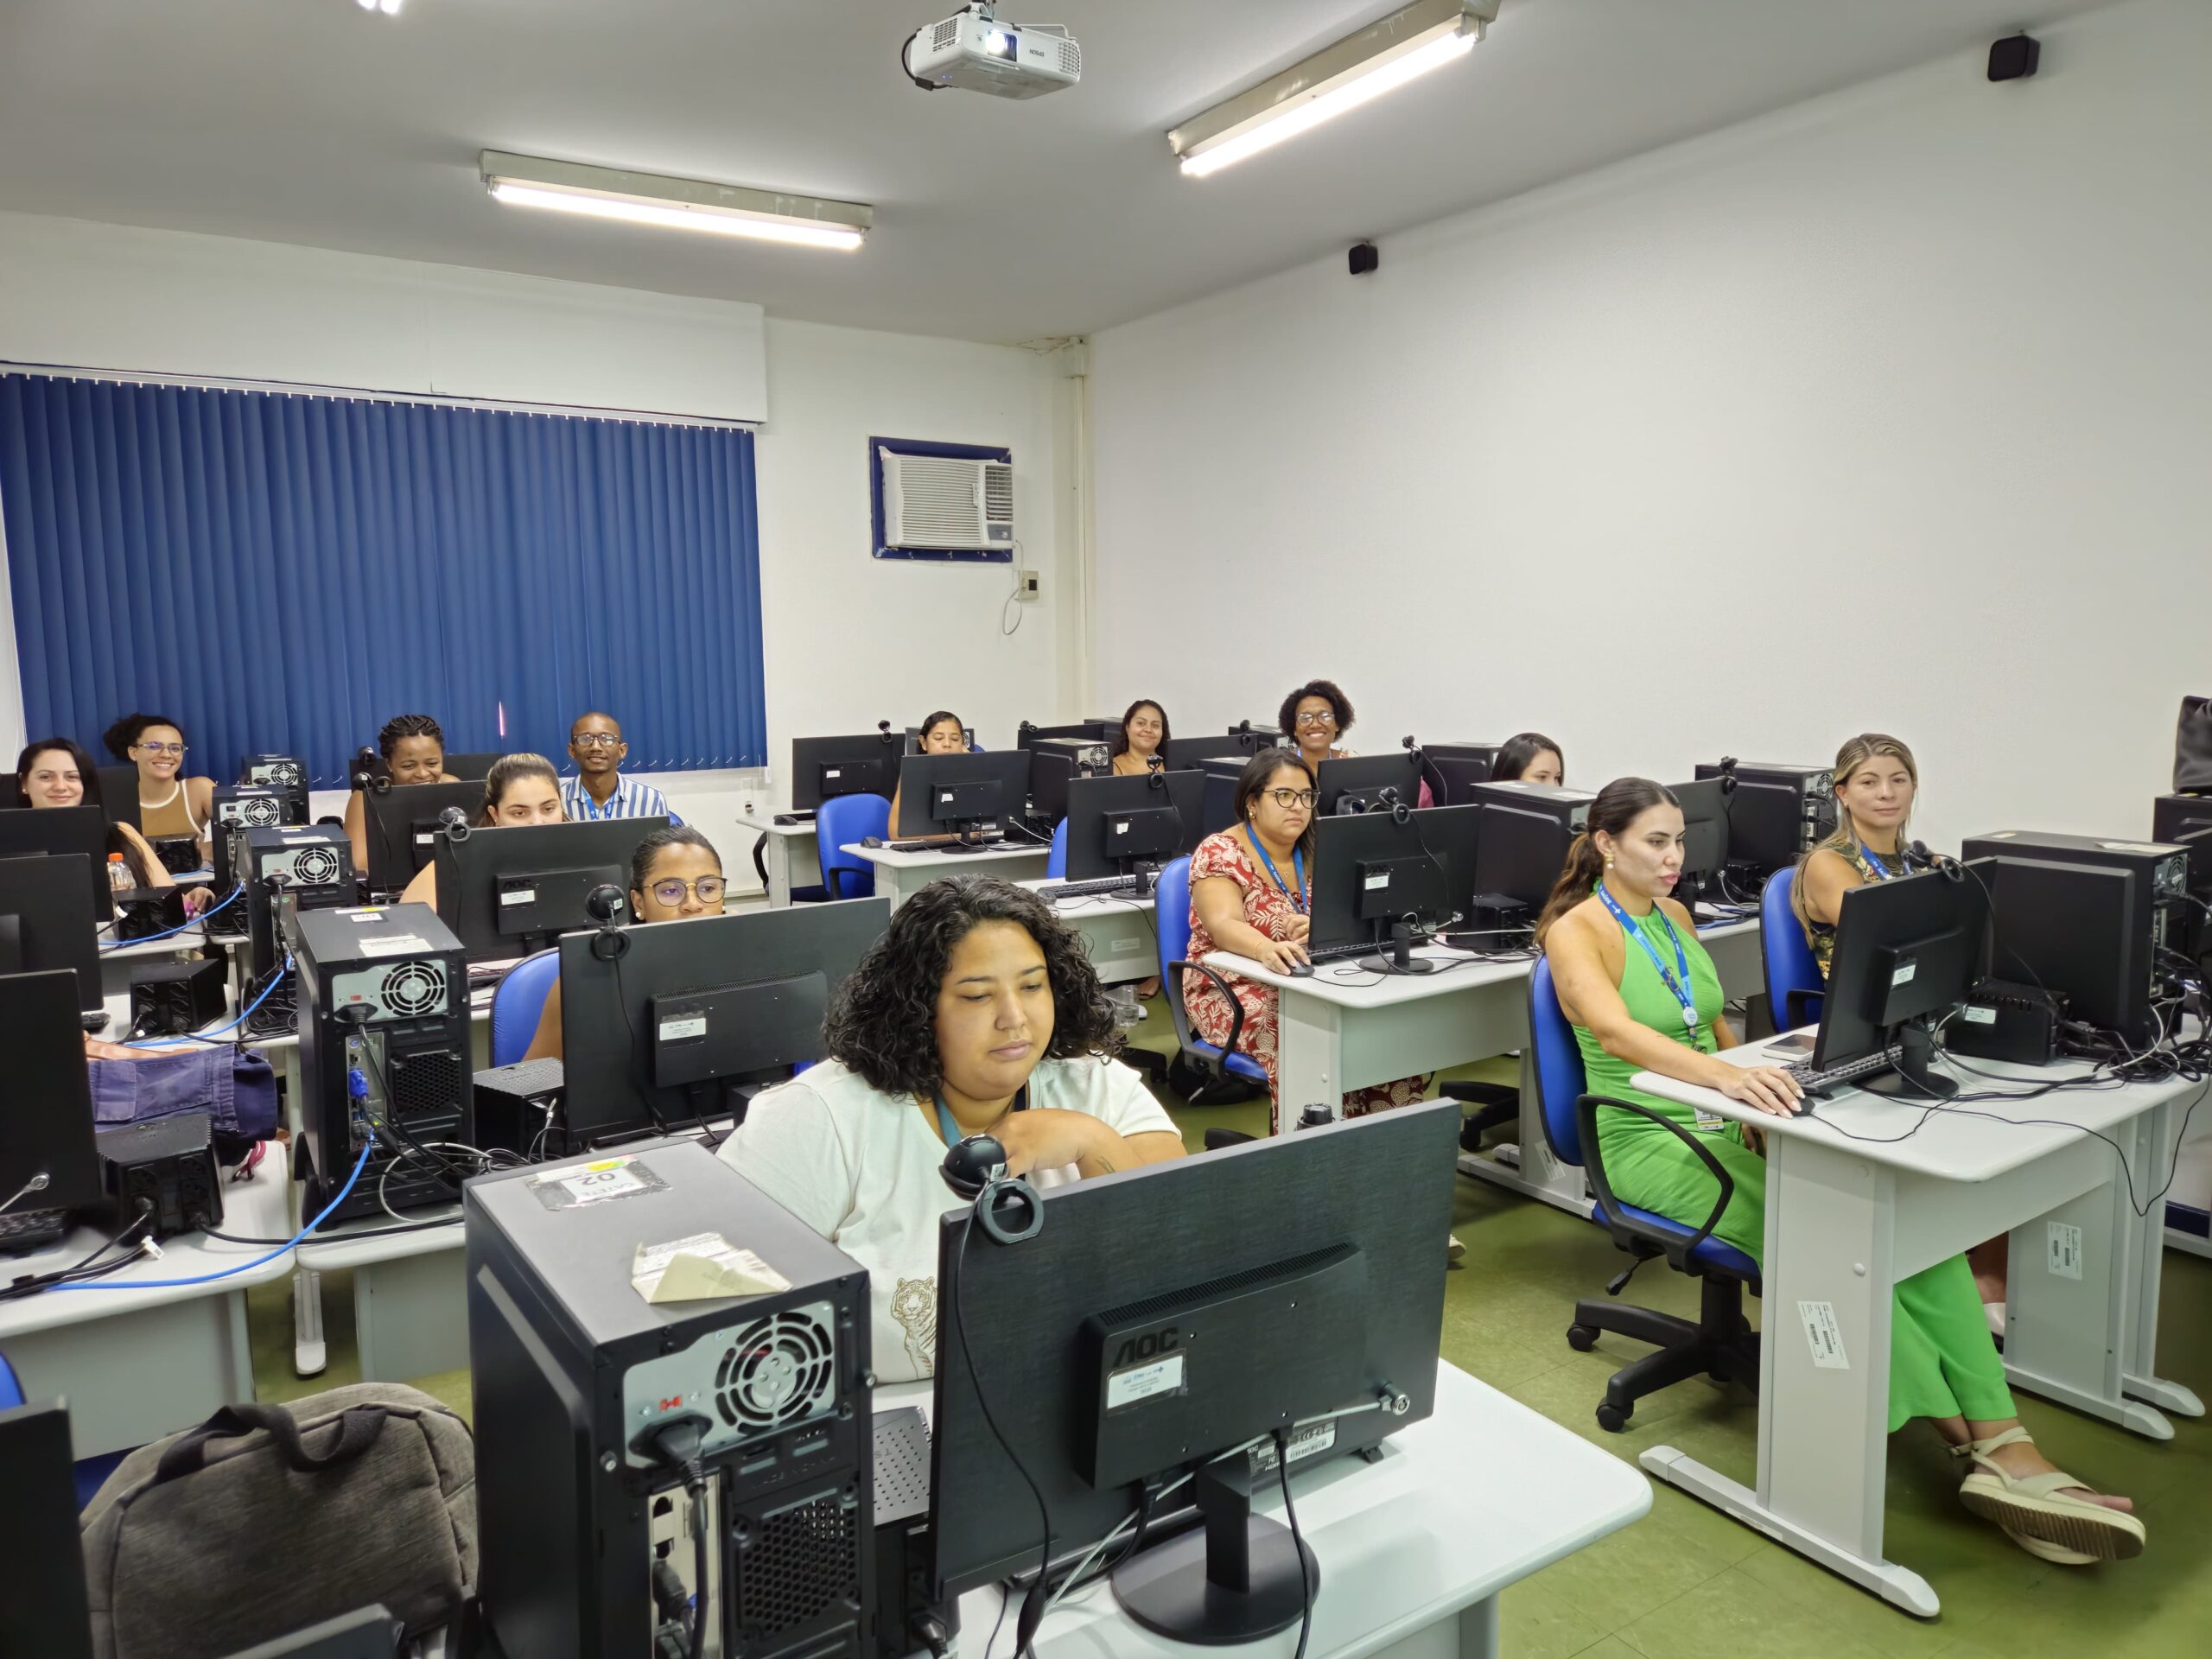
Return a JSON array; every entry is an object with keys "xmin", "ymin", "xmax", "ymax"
[{"xmin": 1567, "ymin": 897, "xmax": 2013, "ymax": 1432}]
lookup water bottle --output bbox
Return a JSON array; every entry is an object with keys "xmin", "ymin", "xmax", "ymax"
[
  {"xmin": 107, "ymin": 852, "xmax": 132, "ymax": 894},
  {"xmin": 1295, "ymin": 1103, "xmax": 1335, "ymax": 1131}
]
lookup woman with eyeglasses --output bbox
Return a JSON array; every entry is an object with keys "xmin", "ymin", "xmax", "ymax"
[
  {"xmin": 1278, "ymin": 678, "xmax": 1433, "ymax": 807},
  {"xmin": 1184, "ymin": 748, "xmax": 1426, "ymax": 1135},
  {"xmin": 523, "ymin": 826, "xmax": 727, "ymax": 1062},
  {"xmin": 103, "ymin": 713, "xmax": 217, "ymax": 860}
]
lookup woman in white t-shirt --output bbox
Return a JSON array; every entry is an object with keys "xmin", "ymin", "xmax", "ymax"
[{"xmin": 721, "ymin": 876, "xmax": 1186, "ymax": 1382}]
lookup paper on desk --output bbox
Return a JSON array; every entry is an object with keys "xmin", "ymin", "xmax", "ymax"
[{"xmin": 632, "ymin": 1231, "xmax": 791, "ymax": 1304}]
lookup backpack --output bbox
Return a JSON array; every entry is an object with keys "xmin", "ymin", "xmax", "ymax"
[{"xmin": 79, "ymin": 1384, "xmax": 476, "ymax": 1659}]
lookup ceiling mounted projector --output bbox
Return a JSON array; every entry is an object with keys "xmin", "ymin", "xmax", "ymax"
[{"xmin": 905, "ymin": 3, "xmax": 1081, "ymax": 99}]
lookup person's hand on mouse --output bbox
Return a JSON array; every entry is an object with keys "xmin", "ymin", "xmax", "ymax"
[
  {"xmin": 1254, "ymin": 936, "xmax": 1311, "ymax": 976},
  {"xmin": 1713, "ymin": 1062, "xmax": 1802, "ymax": 1117}
]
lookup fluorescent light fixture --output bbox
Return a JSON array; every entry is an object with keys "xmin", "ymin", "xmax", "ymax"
[
  {"xmin": 359, "ymin": 0, "xmax": 404, "ymax": 14},
  {"xmin": 480, "ymin": 152, "xmax": 872, "ymax": 251},
  {"xmin": 1169, "ymin": 0, "xmax": 1497, "ymax": 179}
]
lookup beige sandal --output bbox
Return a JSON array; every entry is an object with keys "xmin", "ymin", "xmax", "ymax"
[{"xmin": 1952, "ymin": 1427, "xmax": 2144, "ymax": 1562}]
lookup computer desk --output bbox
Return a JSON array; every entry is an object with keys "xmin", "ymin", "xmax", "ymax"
[
  {"xmin": 841, "ymin": 840, "xmax": 1053, "ymax": 912},
  {"xmin": 876, "ymin": 1357, "xmax": 1650, "ymax": 1659},
  {"xmin": 1630, "ymin": 1035, "xmax": 2206, "ymax": 1618},
  {"xmin": 0, "ymin": 1141, "xmax": 296, "ymax": 1457},
  {"xmin": 736, "ymin": 812, "xmax": 819, "ymax": 906},
  {"xmin": 1021, "ymin": 877, "xmax": 1158, "ymax": 986},
  {"xmin": 1201, "ymin": 922, "xmax": 1762, "ymax": 1201}
]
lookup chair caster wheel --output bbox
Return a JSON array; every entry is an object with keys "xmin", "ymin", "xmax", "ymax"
[
  {"xmin": 1595, "ymin": 1402, "xmax": 1630, "ymax": 1433},
  {"xmin": 1566, "ymin": 1324, "xmax": 1598, "ymax": 1353}
]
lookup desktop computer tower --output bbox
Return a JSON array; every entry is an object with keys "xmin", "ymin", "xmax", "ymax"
[
  {"xmin": 290, "ymin": 903, "xmax": 470, "ymax": 1224},
  {"xmin": 1961, "ymin": 831, "xmax": 2191, "ymax": 1043},
  {"xmin": 1694, "ymin": 761, "xmax": 1835, "ymax": 875},
  {"xmin": 208, "ymin": 783, "xmax": 308, "ymax": 894},
  {"xmin": 467, "ymin": 1140, "xmax": 874, "ymax": 1659},
  {"xmin": 242, "ymin": 824, "xmax": 355, "ymax": 981},
  {"xmin": 2152, "ymin": 796, "xmax": 2212, "ymax": 959},
  {"xmin": 1027, "ymin": 735, "xmax": 1113, "ymax": 822}
]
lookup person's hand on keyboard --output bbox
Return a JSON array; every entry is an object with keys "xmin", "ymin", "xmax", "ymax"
[{"xmin": 1713, "ymin": 1060, "xmax": 1802, "ymax": 1117}]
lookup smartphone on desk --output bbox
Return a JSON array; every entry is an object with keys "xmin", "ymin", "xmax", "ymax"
[{"xmin": 1765, "ymin": 1032, "xmax": 1815, "ymax": 1057}]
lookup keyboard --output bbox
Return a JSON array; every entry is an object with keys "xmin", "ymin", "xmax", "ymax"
[
  {"xmin": 1783, "ymin": 1051, "xmax": 1892, "ymax": 1098},
  {"xmin": 1053, "ymin": 875, "xmax": 1144, "ymax": 900},
  {"xmin": 888, "ymin": 836, "xmax": 1004, "ymax": 853},
  {"xmin": 0, "ymin": 1206, "xmax": 69, "ymax": 1255}
]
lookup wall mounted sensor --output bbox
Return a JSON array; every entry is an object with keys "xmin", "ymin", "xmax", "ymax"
[
  {"xmin": 1988, "ymin": 33, "xmax": 2040, "ymax": 81},
  {"xmin": 1349, "ymin": 241, "xmax": 1380, "ymax": 276}
]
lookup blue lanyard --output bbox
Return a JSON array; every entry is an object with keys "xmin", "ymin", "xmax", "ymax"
[
  {"xmin": 1594, "ymin": 884, "xmax": 1700, "ymax": 1032},
  {"xmin": 936, "ymin": 1087, "xmax": 1024, "ymax": 1146},
  {"xmin": 1859, "ymin": 844, "xmax": 1905, "ymax": 880},
  {"xmin": 1247, "ymin": 833, "xmax": 1308, "ymax": 914}
]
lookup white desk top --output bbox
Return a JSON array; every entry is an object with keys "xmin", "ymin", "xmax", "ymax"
[
  {"xmin": 1022, "ymin": 876, "xmax": 1156, "ymax": 915},
  {"xmin": 0, "ymin": 1141, "xmax": 296, "ymax": 1337},
  {"xmin": 842, "ymin": 840, "xmax": 1052, "ymax": 871},
  {"xmin": 298, "ymin": 1199, "xmax": 466, "ymax": 1267},
  {"xmin": 1205, "ymin": 918, "xmax": 1756, "ymax": 1011},
  {"xmin": 880, "ymin": 1357, "xmax": 1649, "ymax": 1655},
  {"xmin": 1633, "ymin": 1031, "xmax": 2207, "ymax": 1183},
  {"xmin": 736, "ymin": 814, "xmax": 817, "ymax": 838}
]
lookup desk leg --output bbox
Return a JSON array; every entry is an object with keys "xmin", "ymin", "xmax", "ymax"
[
  {"xmin": 1457, "ymin": 1054, "xmax": 1594, "ymax": 1217},
  {"xmin": 764, "ymin": 833, "xmax": 792, "ymax": 907},
  {"xmin": 1644, "ymin": 1138, "xmax": 1940, "ymax": 1618},
  {"xmin": 1273, "ymin": 991, "xmax": 1343, "ymax": 1137},
  {"xmin": 1458, "ymin": 1594, "xmax": 1499, "ymax": 1659},
  {"xmin": 2123, "ymin": 1102, "xmax": 2206, "ymax": 1419},
  {"xmin": 353, "ymin": 1251, "xmax": 469, "ymax": 1382}
]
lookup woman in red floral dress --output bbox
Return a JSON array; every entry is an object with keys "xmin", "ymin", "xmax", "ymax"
[{"xmin": 1183, "ymin": 748, "xmax": 1427, "ymax": 1134}]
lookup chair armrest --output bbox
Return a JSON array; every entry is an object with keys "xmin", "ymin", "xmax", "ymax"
[
  {"xmin": 1573, "ymin": 1092, "xmax": 1736, "ymax": 1274},
  {"xmin": 1783, "ymin": 988, "xmax": 1825, "ymax": 1030},
  {"xmin": 1169, "ymin": 958, "xmax": 1248, "ymax": 1065},
  {"xmin": 750, "ymin": 833, "xmax": 770, "ymax": 889}
]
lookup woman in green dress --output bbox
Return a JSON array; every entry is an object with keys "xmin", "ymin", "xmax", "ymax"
[{"xmin": 1539, "ymin": 777, "xmax": 2142, "ymax": 1565}]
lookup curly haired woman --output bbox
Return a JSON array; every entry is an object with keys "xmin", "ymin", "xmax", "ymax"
[{"xmin": 721, "ymin": 876, "xmax": 1185, "ymax": 1381}]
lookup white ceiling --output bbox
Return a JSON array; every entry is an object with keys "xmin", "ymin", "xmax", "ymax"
[{"xmin": 0, "ymin": 0, "xmax": 2120, "ymax": 345}]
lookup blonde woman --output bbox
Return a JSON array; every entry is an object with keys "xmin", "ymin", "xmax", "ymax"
[
  {"xmin": 1793, "ymin": 733, "xmax": 1929, "ymax": 977},
  {"xmin": 399, "ymin": 753, "xmax": 565, "ymax": 908}
]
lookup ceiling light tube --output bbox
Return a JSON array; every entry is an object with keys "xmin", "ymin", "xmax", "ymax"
[
  {"xmin": 1168, "ymin": 0, "xmax": 1497, "ymax": 179},
  {"xmin": 480, "ymin": 152, "xmax": 872, "ymax": 251}
]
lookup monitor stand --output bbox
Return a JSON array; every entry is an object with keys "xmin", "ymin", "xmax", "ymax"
[
  {"xmin": 1357, "ymin": 921, "xmax": 1439, "ymax": 976},
  {"xmin": 1111, "ymin": 1454, "xmax": 1318, "ymax": 1644},
  {"xmin": 1857, "ymin": 1020, "xmax": 1958, "ymax": 1099},
  {"xmin": 935, "ymin": 822, "xmax": 1001, "ymax": 855}
]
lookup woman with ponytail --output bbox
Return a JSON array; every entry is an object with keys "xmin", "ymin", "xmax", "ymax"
[
  {"xmin": 1541, "ymin": 779, "xmax": 2142, "ymax": 1564},
  {"xmin": 1792, "ymin": 733, "xmax": 1929, "ymax": 977}
]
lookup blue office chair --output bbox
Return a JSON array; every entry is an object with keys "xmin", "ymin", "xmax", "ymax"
[
  {"xmin": 1760, "ymin": 866, "xmax": 1826, "ymax": 1031},
  {"xmin": 1047, "ymin": 819, "xmax": 1068, "ymax": 880},
  {"xmin": 1155, "ymin": 856, "xmax": 1268, "ymax": 1104},
  {"xmin": 490, "ymin": 948, "xmax": 561, "ymax": 1068},
  {"xmin": 0, "ymin": 1348, "xmax": 22, "ymax": 1408},
  {"xmin": 1529, "ymin": 957, "xmax": 1762, "ymax": 1432},
  {"xmin": 753, "ymin": 834, "xmax": 829, "ymax": 906},
  {"xmin": 817, "ymin": 793, "xmax": 892, "ymax": 900}
]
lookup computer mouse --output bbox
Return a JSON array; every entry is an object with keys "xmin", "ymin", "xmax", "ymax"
[
  {"xmin": 1286, "ymin": 959, "xmax": 1316, "ymax": 977},
  {"xmin": 862, "ymin": 836, "xmax": 884, "ymax": 849}
]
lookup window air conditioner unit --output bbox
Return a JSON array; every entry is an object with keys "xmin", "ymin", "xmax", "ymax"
[{"xmin": 880, "ymin": 449, "xmax": 1015, "ymax": 551}]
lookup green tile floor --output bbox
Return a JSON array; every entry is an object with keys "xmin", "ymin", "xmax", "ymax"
[{"xmin": 244, "ymin": 1002, "xmax": 2212, "ymax": 1657}]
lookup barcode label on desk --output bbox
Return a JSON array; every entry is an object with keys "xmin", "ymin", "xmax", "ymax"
[
  {"xmin": 1248, "ymin": 1421, "xmax": 1336, "ymax": 1474},
  {"xmin": 1797, "ymin": 1301, "xmax": 1850, "ymax": 1370},
  {"xmin": 2047, "ymin": 1222, "xmax": 2083, "ymax": 1281}
]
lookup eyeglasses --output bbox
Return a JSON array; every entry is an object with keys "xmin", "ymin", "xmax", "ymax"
[
  {"xmin": 648, "ymin": 875, "xmax": 727, "ymax": 906},
  {"xmin": 1264, "ymin": 788, "xmax": 1319, "ymax": 810},
  {"xmin": 135, "ymin": 741, "xmax": 186, "ymax": 757},
  {"xmin": 572, "ymin": 733, "xmax": 622, "ymax": 749},
  {"xmin": 1293, "ymin": 711, "xmax": 1336, "ymax": 728}
]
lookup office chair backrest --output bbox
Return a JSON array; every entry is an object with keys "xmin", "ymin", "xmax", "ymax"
[
  {"xmin": 1528, "ymin": 957, "xmax": 1589, "ymax": 1167},
  {"xmin": 1154, "ymin": 855, "xmax": 1200, "ymax": 1052},
  {"xmin": 1047, "ymin": 818, "xmax": 1068, "ymax": 880},
  {"xmin": 490, "ymin": 948, "xmax": 561, "ymax": 1068},
  {"xmin": 1760, "ymin": 865, "xmax": 1822, "ymax": 1023},
  {"xmin": 817, "ymin": 793, "xmax": 891, "ymax": 899},
  {"xmin": 0, "ymin": 1349, "xmax": 23, "ymax": 1409}
]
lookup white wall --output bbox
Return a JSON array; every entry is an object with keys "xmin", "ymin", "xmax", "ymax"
[
  {"xmin": 0, "ymin": 213, "xmax": 1071, "ymax": 887},
  {"xmin": 1090, "ymin": 0, "xmax": 2212, "ymax": 851}
]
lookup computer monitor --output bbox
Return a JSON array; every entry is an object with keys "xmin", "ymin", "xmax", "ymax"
[
  {"xmin": 1060, "ymin": 771, "xmax": 1205, "ymax": 884},
  {"xmin": 1308, "ymin": 804, "xmax": 1480, "ymax": 971},
  {"xmin": 1976, "ymin": 856, "xmax": 2147, "ymax": 1044},
  {"xmin": 1808, "ymin": 861, "xmax": 1991, "ymax": 1096},
  {"xmin": 1468, "ymin": 783, "xmax": 1593, "ymax": 925},
  {"xmin": 1427, "ymin": 744, "xmax": 1501, "ymax": 805},
  {"xmin": 0, "ymin": 855, "xmax": 103, "ymax": 1017},
  {"xmin": 361, "ymin": 781, "xmax": 485, "ymax": 895},
  {"xmin": 1227, "ymin": 720, "xmax": 1286, "ymax": 744},
  {"xmin": 557, "ymin": 899, "xmax": 891, "ymax": 1147},
  {"xmin": 1160, "ymin": 732, "xmax": 1268, "ymax": 770},
  {"xmin": 433, "ymin": 816, "xmax": 670, "ymax": 963},
  {"xmin": 791, "ymin": 732, "xmax": 903, "ymax": 811},
  {"xmin": 1667, "ymin": 779, "xmax": 1734, "ymax": 908},
  {"xmin": 0, "ymin": 805, "xmax": 112, "ymax": 924},
  {"xmin": 891, "ymin": 752, "xmax": 1032, "ymax": 848},
  {"xmin": 1313, "ymin": 752, "xmax": 1421, "ymax": 817},
  {"xmin": 0, "ymin": 969, "xmax": 106, "ymax": 1226},
  {"xmin": 0, "ymin": 1402, "xmax": 95, "ymax": 1658},
  {"xmin": 929, "ymin": 1099, "xmax": 1458, "ymax": 1642},
  {"xmin": 905, "ymin": 724, "xmax": 977, "ymax": 754}
]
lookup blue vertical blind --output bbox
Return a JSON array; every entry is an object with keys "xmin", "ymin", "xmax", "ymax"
[{"xmin": 0, "ymin": 373, "xmax": 765, "ymax": 785}]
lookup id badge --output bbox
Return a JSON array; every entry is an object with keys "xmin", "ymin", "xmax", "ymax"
[{"xmin": 1693, "ymin": 1103, "xmax": 1727, "ymax": 1131}]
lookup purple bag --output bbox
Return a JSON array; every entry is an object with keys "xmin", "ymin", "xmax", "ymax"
[{"xmin": 88, "ymin": 1048, "xmax": 279, "ymax": 1162}]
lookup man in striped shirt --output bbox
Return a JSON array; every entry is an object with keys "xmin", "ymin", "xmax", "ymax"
[{"xmin": 563, "ymin": 712, "xmax": 682, "ymax": 823}]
